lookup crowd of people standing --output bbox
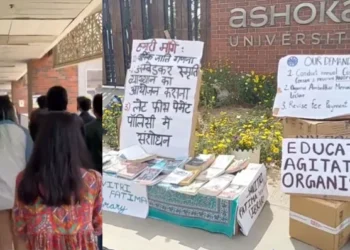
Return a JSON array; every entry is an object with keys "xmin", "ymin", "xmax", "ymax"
[{"xmin": 0, "ymin": 86, "xmax": 103, "ymax": 250}]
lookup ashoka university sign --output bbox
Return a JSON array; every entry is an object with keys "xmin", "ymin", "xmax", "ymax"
[{"xmin": 210, "ymin": 0, "xmax": 350, "ymax": 72}]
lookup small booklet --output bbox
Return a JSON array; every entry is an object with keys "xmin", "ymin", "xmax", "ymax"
[
  {"xmin": 199, "ymin": 174, "xmax": 235, "ymax": 196},
  {"xmin": 185, "ymin": 154, "xmax": 215, "ymax": 171},
  {"xmin": 162, "ymin": 168, "xmax": 193, "ymax": 184},
  {"xmin": 145, "ymin": 159, "xmax": 167, "ymax": 169},
  {"xmin": 218, "ymin": 184, "xmax": 246, "ymax": 200},
  {"xmin": 103, "ymin": 158, "xmax": 127, "ymax": 174},
  {"xmin": 196, "ymin": 168, "xmax": 225, "ymax": 181},
  {"xmin": 210, "ymin": 155, "xmax": 235, "ymax": 170},
  {"xmin": 196, "ymin": 155, "xmax": 235, "ymax": 181},
  {"xmin": 162, "ymin": 157, "xmax": 188, "ymax": 175},
  {"xmin": 119, "ymin": 145, "xmax": 156, "ymax": 163},
  {"xmin": 172, "ymin": 180, "xmax": 207, "ymax": 196},
  {"xmin": 179, "ymin": 169, "xmax": 201, "ymax": 186},
  {"xmin": 135, "ymin": 168, "xmax": 163, "ymax": 183},
  {"xmin": 118, "ymin": 163, "xmax": 147, "ymax": 180},
  {"xmin": 225, "ymin": 159, "xmax": 249, "ymax": 174},
  {"xmin": 139, "ymin": 174, "xmax": 166, "ymax": 186}
]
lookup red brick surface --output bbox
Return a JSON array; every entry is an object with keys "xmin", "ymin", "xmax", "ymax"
[
  {"xmin": 11, "ymin": 77, "xmax": 28, "ymax": 114},
  {"xmin": 28, "ymin": 54, "xmax": 78, "ymax": 113},
  {"xmin": 209, "ymin": 0, "xmax": 350, "ymax": 73},
  {"xmin": 12, "ymin": 54, "xmax": 78, "ymax": 114}
]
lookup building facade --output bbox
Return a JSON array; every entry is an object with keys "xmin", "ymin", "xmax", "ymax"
[{"xmin": 210, "ymin": 0, "xmax": 350, "ymax": 73}]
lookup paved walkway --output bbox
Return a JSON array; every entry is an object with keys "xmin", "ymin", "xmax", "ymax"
[{"xmin": 103, "ymin": 168, "xmax": 350, "ymax": 250}]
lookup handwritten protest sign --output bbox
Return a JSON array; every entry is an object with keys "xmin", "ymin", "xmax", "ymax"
[
  {"xmin": 102, "ymin": 175, "xmax": 149, "ymax": 218},
  {"xmin": 235, "ymin": 164, "xmax": 268, "ymax": 236},
  {"xmin": 273, "ymin": 55, "xmax": 350, "ymax": 119},
  {"xmin": 282, "ymin": 138, "xmax": 350, "ymax": 197},
  {"xmin": 119, "ymin": 39, "xmax": 204, "ymax": 158}
]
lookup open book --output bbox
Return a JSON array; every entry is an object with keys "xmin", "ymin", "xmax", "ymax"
[
  {"xmin": 185, "ymin": 154, "xmax": 215, "ymax": 171},
  {"xmin": 119, "ymin": 145, "xmax": 156, "ymax": 163},
  {"xmin": 197, "ymin": 155, "xmax": 235, "ymax": 181}
]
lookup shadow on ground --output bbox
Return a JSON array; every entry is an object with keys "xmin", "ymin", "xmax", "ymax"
[{"xmin": 103, "ymin": 203, "xmax": 316, "ymax": 250}]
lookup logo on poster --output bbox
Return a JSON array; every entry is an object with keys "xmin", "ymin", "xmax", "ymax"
[{"xmin": 287, "ymin": 57, "xmax": 298, "ymax": 67}]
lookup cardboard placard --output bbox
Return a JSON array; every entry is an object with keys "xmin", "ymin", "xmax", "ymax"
[
  {"xmin": 102, "ymin": 175, "xmax": 149, "ymax": 218},
  {"xmin": 235, "ymin": 164, "xmax": 268, "ymax": 236},
  {"xmin": 119, "ymin": 39, "xmax": 204, "ymax": 158},
  {"xmin": 290, "ymin": 195, "xmax": 350, "ymax": 250},
  {"xmin": 282, "ymin": 138, "xmax": 350, "ymax": 199},
  {"xmin": 273, "ymin": 55, "xmax": 350, "ymax": 119},
  {"xmin": 283, "ymin": 118, "xmax": 350, "ymax": 139}
]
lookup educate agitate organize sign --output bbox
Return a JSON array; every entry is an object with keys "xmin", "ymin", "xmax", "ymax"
[
  {"xmin": 281, "ymin": 138, "xmax": 350, "ymax": 197},
  {"xmin": 273, "ymin": 55, "xmax": 350, "ymax": 119}
]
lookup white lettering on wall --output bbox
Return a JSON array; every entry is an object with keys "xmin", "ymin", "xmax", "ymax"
[{"xmin": 229, "ymin": 1, "xmax": 350, "ymax": 28}]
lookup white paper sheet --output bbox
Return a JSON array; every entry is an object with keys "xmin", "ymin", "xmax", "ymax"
[
  {"xmin": 102, "ymin": 175, "xmax": 149, "ymax": 218},
  {"xmin": 281, "ymin": 138, "xmax": 350, "ymax": 197},
  {"xmin": 120, "ymin": 39, "xmax": 204, "ymax": 158},
  {"xmin": 273, "ymin": 55, "xmax": 350, "ymax": 119},
  {"xmin": 235, "ymin": 164, "xmax": 268, "ymax": 236}
]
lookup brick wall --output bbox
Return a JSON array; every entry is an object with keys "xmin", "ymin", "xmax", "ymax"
[
  {"xmin": 210, "ymin": 0, "xmax": 350, "ymax": 73},
  {"xmin": 29, "ymin": 53, "xmax": 78, "ymax": 113},
  {"xmin": 11, "ymin": 76, "xmax": 28, "ymax": 114}
]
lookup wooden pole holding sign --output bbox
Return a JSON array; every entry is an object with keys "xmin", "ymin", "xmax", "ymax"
[
  {"xmin": 164, "ymin": 30, "xmax": 171, "ymax": 39},
  {"xmin": 189, "ymin": 70, "xmax": 202, "ymax": 157}
]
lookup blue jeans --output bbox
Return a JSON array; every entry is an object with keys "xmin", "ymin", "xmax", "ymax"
[{"xmin": 98, "ymin": 234, "xmax": 103, "ymax": 249}]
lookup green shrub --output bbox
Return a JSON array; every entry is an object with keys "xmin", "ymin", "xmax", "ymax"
[
  {"xmin": 236, "ymin": 72, "xmax": 276, "ymax": 108},
  {"xmin": 102, "ymin": 103, "xmax": 122, "ymax": 150},
  {"xmin": 200, "ymin": 62, "xmax": 277, "ymax": 109}
]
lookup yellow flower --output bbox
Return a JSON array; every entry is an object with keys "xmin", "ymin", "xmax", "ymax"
[
  {"xmin": 203, "ymin": 149, "xmax": 208, "ymax": 154},
  {"xmin": 254, "ymin": 88, "xmax": 257, "ymax": 92},
  {"xmin": 266, "ymin": 157, "xmax": 272, "ymax": 162},
  {"xmin": 209, "ymin": 69, "xmax": 213, "ymax": 73},
  {"xmin": 275, "ymin": 131, "xmax": 281, "ymax": 136},
  {"xmin": 253, "ymin": 75, "xmax": 259, "ymax": 83},
  {"xmin": 259, "ymin": 85, "xmax": 263, "ymax": 88},
  {"xmin": 273, "ymin": 147, "xmax": 280, "ymax": 154}
]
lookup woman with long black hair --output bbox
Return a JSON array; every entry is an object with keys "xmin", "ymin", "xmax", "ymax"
[
  {"xmin": 0, "ymin": 95, "xmax": 32, "ymax": 250},
  {"xmin": 13, "ymin": 112, "xmax": 102, "ymax": 250}
]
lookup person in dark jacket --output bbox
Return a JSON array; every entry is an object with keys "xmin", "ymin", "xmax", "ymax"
[
  {"xmin": 29, "ymin": 95, "xmax": 47, "ymax": 140},
  {"xmin": 30, "ymin": 86, "xmax": 84, "ymax": 141},
  {"xmin": 85, "ymin": 94, "xmax": 102, "ymax": 173},
  {"xmin": 84, "ymin": 94, "xmax": 103, "ymax": 250},
  {"xmin": 77, "ymin": 96, "xmax": 95, "ymax": 124}
]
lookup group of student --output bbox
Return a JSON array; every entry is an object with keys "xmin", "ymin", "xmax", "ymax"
[{"xmin": 0, "ymin": 86, "xmax": 103, "ymax": 250}]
